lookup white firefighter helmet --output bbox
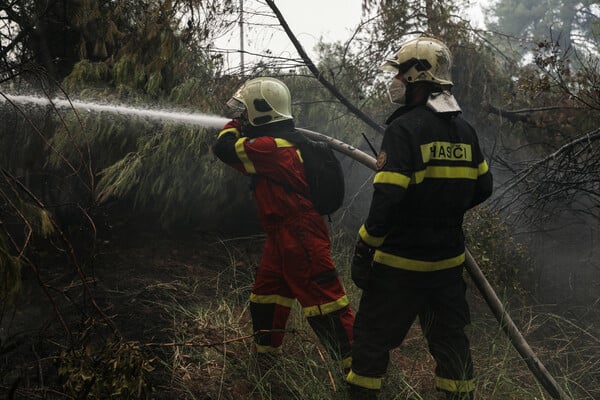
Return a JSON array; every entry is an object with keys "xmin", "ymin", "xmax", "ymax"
[
  {"xmin": 381, "ymin": 36, "xmax": 454, "ymax": 87},
  {"xmin": 226, "ymin": 77, "xmax": 293, "ymax": 126}
]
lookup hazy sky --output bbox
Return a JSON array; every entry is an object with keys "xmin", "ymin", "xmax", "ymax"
[{"xmin": 215, "ymin": 0, "xmax": 487, "ymax": 70}]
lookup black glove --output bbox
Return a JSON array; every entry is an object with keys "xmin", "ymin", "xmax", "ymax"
[{"xmin": 351, "ymin": 240, "xmax": 374, "ymax": 290}]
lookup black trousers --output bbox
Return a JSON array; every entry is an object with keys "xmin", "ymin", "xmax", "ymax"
[{"xmin": 351, "ymin": 265, "xmax": 474, "ymax": 394}]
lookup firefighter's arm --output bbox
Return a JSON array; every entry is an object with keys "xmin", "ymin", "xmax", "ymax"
[
  {"xmin": 352, "ymin": 128, "xmax": 411, "ymax": 289},
  {"xmin": 469, "ymin": 140, "xmax": 493, "ymax": 208},
  {"xmin": 352, "ymin": 185, "xmax": 408, "ymax": 290},
  {"xmin": 360, "ymin": 127, "xmax": 411, "ymax": 246},
  {"xmin": 213, "ymin": 120, "xmax": 247, "ymax": 172},
  {"xmin": 470, "ymin": 162, "xmax": 493, "ymax": 208}
]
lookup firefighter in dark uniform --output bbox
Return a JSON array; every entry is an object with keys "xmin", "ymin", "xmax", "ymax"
[
  {"xmin": 346, "ymin": 37, "xmax": 493, "ymax": 400},
  {"xmin": 213, "ymin": 77, "xmax": 355, "ymax": 371}
]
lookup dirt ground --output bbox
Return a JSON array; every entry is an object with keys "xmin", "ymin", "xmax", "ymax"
[{"xmin": 0, "ymin": 226, "xmax": 265, "ymax": 399}]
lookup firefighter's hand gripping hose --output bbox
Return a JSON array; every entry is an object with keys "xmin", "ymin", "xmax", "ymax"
[{"xmin": 351, "ymin": 239, "xmax": 374, "ymax": 290}]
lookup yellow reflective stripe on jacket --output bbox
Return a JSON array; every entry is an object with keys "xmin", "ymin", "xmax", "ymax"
[
  {"xmin": 346, "ymin": 370, "xmax": 382, "ymax": 390},
  {"xmin": 303, "ymin": 295, "xmax": 349, "ymax": 317},
  {"xmin": 412, "ymin": 166, "xmax": 479, "ymax": 184},
  {"xmin": 478, "ymin": 160, "xmax": 489, "ymax": 175},
  {"xmin": 250, "ymin": 293, "xmax": 295, "ymax": 308},
  {"xmin": 274, "ymin": 138, "xmax": 303, "ymax": 162},
  {"xmin": 435, "ymin": 376, "xmax": 475, "ymax": 392},
  {"xmin": 373, "ymin": 250, "xmax": 465, "ymax": 271},
  {"xmin": 358, "ymin": 224, "xmax": 385, "ymax": 248},
  {"xmin": 217, "ymin": 127, "xmax": 240, "ymax": 139},
  {"xmin": 274, "ymin": 138, "xmax": 294, "ymax": 148},
  {"xmin": 234, "ymin": 137, "xmax": 256, "ymax": 174},
  {"xmin": 233, "ymin": 137, "xmax": 300, "ymax": 173},
  {"xmin": 373, "ymin": 171, "xmax": 411, "ymax": 188}
]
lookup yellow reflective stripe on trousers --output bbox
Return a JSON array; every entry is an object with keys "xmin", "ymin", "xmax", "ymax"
[
  {"xmin": 358, "ymin": 224, "xmax": 385, "ymax": 247},
  {"xmin": 339, "ymin": 356, "xmax": 352, "ymax": 370},
  {"xmin": 435, "ymin": 376, "xmax": 475, "ymax": 392},
  {"xmin": 412, "ymin": 166, "xmax": 479, "ymax": 184},
  {"xmin": 303, "ymin": 295, "xmax": 350, "ymax": 317},
  {"xmin": 235, "ymin": 137, "xmax": 256, "ymax": 173},
  {"xmin": 346, "ymin": 370, "xmax": 382, "ymax": 390},
  {"xmin": 255, "ymin": 344, "xmax": 283, "ymax": 354},
  {"xmin": 373, "ymin": 250, "xmax": 465, "ymax": 272},
  {"xmin": 373, "ymin": 171, "xmax": 411, "ymax": 188},
  {"xmin": 250, "ymin": 293, "xmax": 295, "ymax": 308}
]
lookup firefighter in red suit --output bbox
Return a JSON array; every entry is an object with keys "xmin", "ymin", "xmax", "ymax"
[{"xmin": 213, "ymin": 77, "xmax": 354, "ymax": 371}]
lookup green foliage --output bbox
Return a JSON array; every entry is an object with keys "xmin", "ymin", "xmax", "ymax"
[
  {"xmin": 95, "ymin": 125, "xmax": 249, "ymax": 229},
  {"xmin": 59, "ymin": 338, "xmax": 155, "ymax": 399},
  {"xmin": 64, "ymin": 60, "xmax": 110, "ymax": 88},
  {"xmin": 62, "ymin": 0, "xmax": 225, "ymax": 98},
  {"xmin": 20, "ymin": 203, "xmax": 55, "ymax": 237},
  {"xmin": 464, "ymin": 207, "xmax": 534, "ymax": 297},
  {"xmin": 48, "ymin": 110, "xmax": 151, "ymax": 172},
  {"xmin": 38, "ymin": 0, "xmax": 244, "ymax": 231},
  {"xmin": 0, "ymin": 178, "xmax": 54, "ymax": 304}
]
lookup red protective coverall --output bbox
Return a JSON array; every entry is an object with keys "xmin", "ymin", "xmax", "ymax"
[{"xmin": 213, "ymin": 119, "xmax": 354, "ymax": 368}]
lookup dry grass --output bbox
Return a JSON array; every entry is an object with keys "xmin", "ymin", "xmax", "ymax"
[
  {"xmin": 1, "ymin": 231, "xmax": 596, "ymax": 399},
  {"xmin": 147, "ymin": 233, "xmax": 598, "ymax": 400}
]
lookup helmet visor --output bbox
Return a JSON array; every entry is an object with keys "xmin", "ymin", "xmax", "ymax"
[
  {"xmin": 226, "ymin": 97, "xmax": 247, "ymax": 118},
  {"xmin": 380, "ymin": 59, "xmax": 400, "ymax": 72}
]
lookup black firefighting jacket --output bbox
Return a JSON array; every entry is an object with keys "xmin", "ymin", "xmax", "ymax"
[{"xmin": 359, "ymin": 105, "xmax": 493, "ymax": 283}]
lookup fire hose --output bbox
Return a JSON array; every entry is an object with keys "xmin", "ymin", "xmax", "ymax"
[{"xmin": 297, "ymin": 128, "xmax": 569, "ymax": 400}]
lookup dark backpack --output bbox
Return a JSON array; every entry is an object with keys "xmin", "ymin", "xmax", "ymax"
[{"xmin": 272, "ymin": 130, "xmax": 345, "ymax": 215}]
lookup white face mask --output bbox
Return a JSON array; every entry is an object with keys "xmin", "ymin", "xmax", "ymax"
[{"xmin": 387, "ymin": 77, "xmax": 407, "ymax": 105}]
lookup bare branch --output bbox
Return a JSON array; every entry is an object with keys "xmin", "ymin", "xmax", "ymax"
[
  {"xmin": 264, "ymin": 0, "xmax": 385, "ymax": 136},
  {"xmin": 494, "ymin": 128, "xmax": 600, "ymax": 222}
]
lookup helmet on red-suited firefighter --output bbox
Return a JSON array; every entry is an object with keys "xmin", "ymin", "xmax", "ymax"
[
  {"xmin": 381, "ymin": 36, "xmax": 461, "ymax": 113},
  {"xmin": 226, "ymin": 77, "xmax": 293, "ymax": 126}
]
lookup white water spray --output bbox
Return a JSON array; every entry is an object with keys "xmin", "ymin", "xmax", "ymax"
[
  {"xmin": 1, "ymin": 94, "xmax": 230, "ymax": 129},
  {"xmin": 1, "ymin": 93, "xmax": 378, "ymax": 169}
]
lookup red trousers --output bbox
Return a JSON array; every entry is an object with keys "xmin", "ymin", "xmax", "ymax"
[{"xmin": 250, "ymin": 211, "xmax": 354, "ymax": 366}]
